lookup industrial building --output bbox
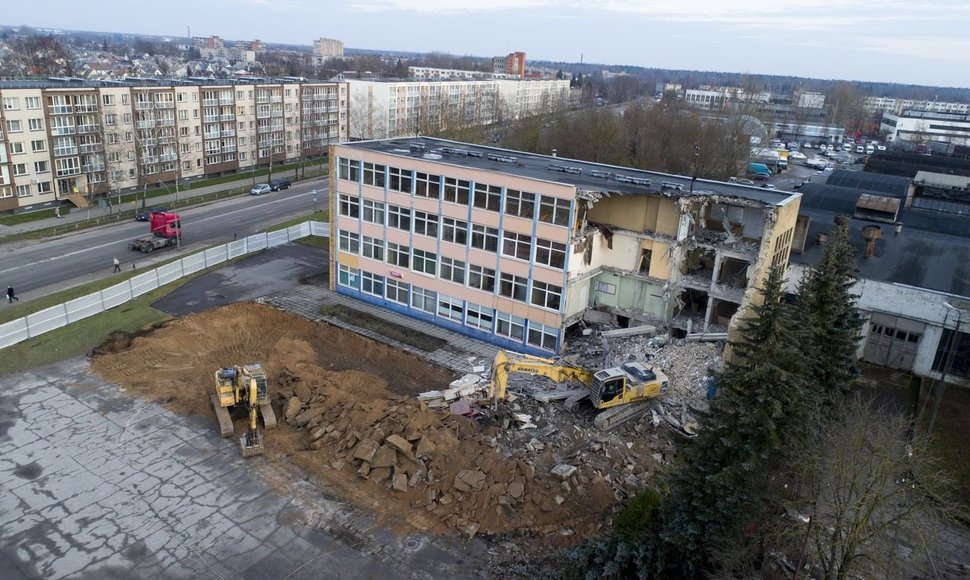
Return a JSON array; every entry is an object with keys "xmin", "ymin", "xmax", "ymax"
[
  {"xmin": 329, "ymin": 137, "xmax": 801, "ymax": 356},
  {"xmin": 0, "ymin": 78, "xmax": 348, "ymax": 213},
  {"xmin": 881, "ymin": 109, "xmax": 970, "ymax": 148}
]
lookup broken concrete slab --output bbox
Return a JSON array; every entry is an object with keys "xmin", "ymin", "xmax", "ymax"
[
  {"xmin": 449, "ymin": 373, "xmax": 482, "ymax": 389},
  {"xmin": 602, "ymin": 324, "xmax": 657, "ymax": 338},
  {"xmin": 551, "ymin": 464, "xmax": 578, "ymax": 480},
  {"xmin": 415, "ymin": 437, "xmax": 436, "ymax": 459},
  {"xmin": 385, "ymin": 434, "xmax": 415, "ymax": 460},
  {"xmin": 533, "ymin": 388, "xmax": 589, "ymax": 403},
  {"xmin": 284, "ymin": 396, "xmax": 303, "ymax": 423},
  {"xmin": 370, "ymin": 444, "xmax": 398, "ymax": 469},
  {"xmin": 392, "ymin": 470, "xmax": 408, "ymax": 492},
  {"xmin": 449, "ymin": 399, "xmax": 471, "ymax": 415},
  {"xmin": 352, "ymin": 439, "xmax": 379, "ymax": 463}
]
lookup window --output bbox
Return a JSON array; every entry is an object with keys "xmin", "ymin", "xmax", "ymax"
[
  {"xmin": 362, "ymin": 271, "xmax": 384, "ymax": 296},
  {"xmin": 178, "ymin": 110, "xmax": 188, "ymax": 121},
  {"xmin": 503, "ymin": 231, "xmax": 532, "ymax": 261},
  {"xmin": 362, "ymin": 199, "xmax": 385, "ymax": 224},
  {"xmin": 25, "ymin": 97, "xmax": 41, "ymax": 109},
  {"xmin": 104, "ymin": 113, "xmax": 117, "ymax": 125},
  {"xmin": 16, "ymin": 184, "xmax": 31, "ymax": 197},
  {"xmin": 362, "ymin": 162, "xmax": 385, "ymax": 187},
  {"xmin": 499, "ymin": 273, "xmax": 528, "ymax": 302},
  {"xmin": 34, "ymin": 161, "xmax": 49, "ymax": 173},
  {"xmin": 415, "ymin": 172, "xmax": 440, "ymax": 198},
  {"xmin": 338, "ymin": 157, "xmax": 359, "ymax": 182},
  {"xmin": 37, "ymin": 181, "xmax": 52, "ymax": 194},
  {"xmin": 122, "ymin": 94, "xmax": 129, "ymax": 105},
  {"xmin": 362, "ymin": 236, "xmax": 384, "ymax": 261},
  {"xmin": 413, "ymin": 211, "xmax": 438, "ymax": 237},
  {"xmin": 473, "ymin": 183, "xmax": 502, "ymax": 211},
  {"xmin": 465, "ymin": 303, "xmax": 494, "ymax": 331},
  {"xmin": 440, "ymin": 257, "xmax": 465, "ymax": 284},
  {"xmin": 338, "ymin": 264, "xmax": 360, "ymax": 288},
  {"xmin": 412, "ymin": 249, "xmax": 437, "ymax": 276},
  {"xmin": 442, "ymin": 217, "xmax": 468, "ymax": 245},
  {"xmin": 496, "ymin": 313, "xmax": 526, "ymax": 341},
  {"xmin": 338, "ymin": 230, "xmax": 360, "ymax": 253},
  {"xmin": 125, "ymin": 131, "xmax": 133, "ymax": 142},
  {"xmin": 538, "ymin": 195, "xmax": 571, "ymax": 226},
  {"xmin": 13, "ymin": 163, "xmax": 27, "ymax": 176},
  {"xmin": 528, "ymin": 322, "xmax": 558, "ymax": 351},
  {"xmin": 10, "ymin": 142, "xmax": 24, "ymax": 154},
  {"xmin": 505, "ymin": 189, "xmax": 536, "ymax": 218},
  {"xmin": 437, "ymin": 294, "xmax": 463, "ymax": 322},
  {"xmin": 102, "ymin": 94, "xmax": 114, "ymax": 106},
  {"xmin": 2, "ymin": 97, "xmax": 19, "ymax": 110},
  {"xmin": 123, "ymin": 113, "xmax": 131, "ymax": 124},
  {"xmin": 386, "ymin": 279, "xmax": 409, "ymax": 304},
  {"xmin": 470, "ymin": 224, "xmax": 499, "ymax": 252},
  {"xmin": 468, "ymin": 264, "xmax": 496, "ymax": 292},
  {"xmin": 28, "ymin": 118, "xmax": 44, "ymax": 131},
  {"xmin": 411, "ymin": 286, "xmax": 437, "ymax": 314},
  {"xmin": 387, "ymin": 205, "xmax": 411, "ymax": 231},
  {"xmin": 387, "ymin": 242, "xmax": 410, "ymax": 268},
  {"xmin": 338, "ymin": 194, "xmax": 359, "ymax": 218},
  {"xmin": 531, "ymin": 281, "xmax": 562, "ymax": 310},
  {"xmin": 535, "ymin": 238, "xmax": 567, "ymax": 269},
  {"xmin": 31, "ymin": 140, "xmax": 46, "ymax": 152},
  {"xmin": 388, "ymin": 166, "xmax": 412, "ymax": 193},
  {"xmin": 443, "ymin": 177, "xmax": 470, "ymax": 205},
  {"xmin": 6, "ymin": 120, "xmax": 22, "ymax": 133}
]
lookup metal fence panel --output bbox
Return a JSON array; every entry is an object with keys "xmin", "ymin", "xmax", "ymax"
[
  {"xmin": 65, "ymin": 294, "xmax": 104, "ymax": 324},
  {"xmin": 26, "ymin": 305, "xmax": 68, "ymax": 337},
  {"xmin": 102, "ymin": 282, "xmax": 133, "ymax": 309},
  {"xmin": 204, "ymin": 246, "xmax": 228, "ymax": 267},
  {"xmin": 130, "ymin": 271, "xmax": 159, "ymax": 298},
  {"xmin": 227, "ymin": 239, "xmax": 248, "ymax": 260},
  {"xmin": 247, "ymin": 233, "xmax": 268, "ymax": 252},
  {"xmin": 288, "ymin": 222, "xmax": 310, "ymax": 240},
  {"xmin": 309, "ymin": 221, "xmax": 330, "ymax": 237},
  {"xmin": 0, "ymin": 318, "xmax": 29, "ymax": 350},
  {"xmin": 157, "ymin": 261, "xmax": 183, "ymax": 286},
  {"xmin": 267, "ymin": 230, "xmax": 288, "ymax": 248},
  {"xmin": 182, "ymin": 252, "xmax": 207, "ymax": 275}
]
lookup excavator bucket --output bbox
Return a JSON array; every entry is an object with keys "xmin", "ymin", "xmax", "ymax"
[{"xmin": 240, "ymin": 429, "xmax": 264, "ymax": 457}]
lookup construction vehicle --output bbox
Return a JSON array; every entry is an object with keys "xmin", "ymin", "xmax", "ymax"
[
  {"xmin": 128, "ymin": 210, "xmax": 181, "ymax": 253},
  {"xmin": 212, "ymin": 363, "xmax": 277, "ymax": 457},
  {"xmin": 489, "ymin": 350, "xmax": 669, "ymax": 430}
]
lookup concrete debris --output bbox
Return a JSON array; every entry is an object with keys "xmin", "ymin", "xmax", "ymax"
[
  {"xmin": 450, "ymin": 399, "xmax": 472, "ymax": 415},
  {"xmin": 601, "ymin": 324, "xmax": 658, "ymax": 339},
  {"xmin": 533, "ymin": 388, "xmax": 589, "ymax": 403},
  {"xmin": 551, "ymin": 464, "xmax": 578, "ymax": 480},
  {"xmin": 449, "ymin": 373, "xmax": 483, "ymax": 389},
  {"xmin": 284, "ymin": 396, "xmax": 303, "ymax": 424}
]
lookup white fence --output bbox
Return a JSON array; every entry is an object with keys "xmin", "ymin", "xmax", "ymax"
[{"xmin": 0, "ymin": 220, "xmax": 329, "ymax": 350}]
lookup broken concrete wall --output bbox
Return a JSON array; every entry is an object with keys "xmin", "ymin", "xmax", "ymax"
[{"xmin": 584, "ymin": 195, "xmax": 679, "ymax": 236}]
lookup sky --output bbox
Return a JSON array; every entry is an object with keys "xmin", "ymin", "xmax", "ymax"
[{"xmin": 4, "ymin": 0, "xmax": 970, "ymax": 89}]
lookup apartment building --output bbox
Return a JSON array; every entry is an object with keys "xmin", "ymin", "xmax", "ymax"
[
  {"xmin": 0, "ymin": 79, "xmax": 348, "ymax": 212},
  {"xmin": 313, "ymin": 38, "xmax": 344, "ymax": 64},
  {"xmin": 329, "ymin": 138, "xmax": 801, "ymax": 356},
  {"xmin": 347, "ymin": 78, "xmax": 570, "ymax": 140},
  {"xmin": 864, "ymin": 96, "xmax": 970, "ymax": 116}
]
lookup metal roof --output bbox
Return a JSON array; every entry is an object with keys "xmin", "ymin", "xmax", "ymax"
[
  {"xmin": 914, "ymin": 171, "xmax": 970, "ymax": 190},
  {"xmin": 825, "ymin": 169, "xmax": 911, "ymax": 196},
  {"xmin": 342, "ymin": 137, "xmax": 798, "ymax": 206}
]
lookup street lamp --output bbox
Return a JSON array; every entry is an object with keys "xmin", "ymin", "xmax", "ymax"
[
  {"xmin": 689, "ymin": 142, "xmax": 700, "ymax": 194},
  {"xmin": 928, "ymin": 302, "xmax": 962, "ymax": 435}
]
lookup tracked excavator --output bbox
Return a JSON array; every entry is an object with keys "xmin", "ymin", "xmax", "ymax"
[
  {"xmin": 212, "ymin": 364, "xmax": 277, "ymax": 457},
  {"xmin": 489, "ymin": 350, "xmax": 669, "ymax": 430}
]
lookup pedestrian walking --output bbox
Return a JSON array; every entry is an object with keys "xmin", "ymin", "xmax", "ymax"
[
  {"xmin": 54, "ymin": 206, "xmax": 61, "ymax": 218},
  {"xmin": 113, "ymin": 257, "xmax": 121, "ymax": 273},
  {"xmin": 7, "ymin": 285, "xmax": 18, "ymax": 303}
]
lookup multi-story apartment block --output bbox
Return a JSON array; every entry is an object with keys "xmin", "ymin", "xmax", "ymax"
[
  {"xmin": 0, "ymin": 79, "xmax": 348, "ymax": 213},
  {"xmin": 329, "ymin": 138, "xmax": 801, "ymax": 356},
  {"xmin": 864, "ymin": 96, "xmax": 970, "ymax": 116},
  {"xmin": 492, "ymin": 52, "xmax": 526, "ymax": 77},
  {"xmin": 313, "ymin": 38, "xmax": 344, "ymax": 64},
  {"xmin": 348, "ymin": 78, "xmax": 570, "ymax": 140}
]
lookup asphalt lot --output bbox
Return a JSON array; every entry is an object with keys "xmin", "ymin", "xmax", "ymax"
[{"xmin": 0, "ymin": 244, "xmax": 485, "ymax": 580}]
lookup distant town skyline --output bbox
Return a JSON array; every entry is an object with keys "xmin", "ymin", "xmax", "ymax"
[{"xmin": 4, "ymin": 0, "xmax": 970, "ymax": 89}]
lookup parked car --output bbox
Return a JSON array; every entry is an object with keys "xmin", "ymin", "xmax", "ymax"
[
  {"xmin": 269, "ymin": 178, "xmax": 291, "ymax": 191},
  {"xmin": 735, "ymin": 178, "xmax": 755, "ymax": 185},
  {"xmin": 751, "ymin": 172, "xmax": 770, "ymax": 181},
  {"xmin": 135, "ymin": 206, "xmax": 166, "ymax": 221},
  {"xmin": 250, "ymin": 183, "xmax": 272, "ymax": 196}
]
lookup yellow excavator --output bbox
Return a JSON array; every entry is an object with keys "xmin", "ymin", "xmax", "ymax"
[
  {"xmin": 212, "ymin": 363, "xmax": 277, "ymax": 457},
  {"xmin": 489, "ymin": 350, "xmax": 669, "ymax": 430}
]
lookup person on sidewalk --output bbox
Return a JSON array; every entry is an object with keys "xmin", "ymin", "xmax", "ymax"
[
  {"xmin": 7, "ymin": 285, "xmax": 18, "ymax": 303},
  {"xmin": 113, "ymin": 257, "xmax": 121, "ymax": 273},
  {"xmin": 54, "ymin": 206, "xmax": 61, "ymax": 218}
]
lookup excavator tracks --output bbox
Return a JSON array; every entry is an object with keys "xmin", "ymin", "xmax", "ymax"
[
  {"xmin": 593, "ymin": 401, "xmax": 653, "ymax": 431},
  {"xmin": 211, "ymin": 394, "xmax": 234, "ymax": 438}
]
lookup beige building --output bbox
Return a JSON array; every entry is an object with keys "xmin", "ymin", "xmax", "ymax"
[
  {"xmin": 330, "ymin": 138, "xmax": 801, "ymax": 355},
  {"xmin": 313, "ymin": 38, "xmax": 344, "ymax": 64},
  {"xmin": 0, "ymin": 79, "xmax": 348, "ymax": 213}
]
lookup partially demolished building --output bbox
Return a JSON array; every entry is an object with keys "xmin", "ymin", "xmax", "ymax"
[{"xmin": 330, "ymin": 137, "xmax": 801, "ymax": 355}]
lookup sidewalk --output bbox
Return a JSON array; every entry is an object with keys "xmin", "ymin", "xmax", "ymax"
[{"xmin": 0, "ymin": 166, "xmax": 316, "ymax": 237}]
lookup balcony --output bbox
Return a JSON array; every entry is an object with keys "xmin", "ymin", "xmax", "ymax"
[
  {"xmin": 82, "ymin": 163, "xmax": 106, "ymax": 173},
  {"xmin": 155, "ymin": 101, "xmax": 174, "ymax": 109},
  {"xmin": 221, "ymin": 129, "xmax": 236, "ymax": 138},
  {"xmin": 158, "ymin": 136, "xmax": 176, "ymax": 145},
  {"xmin": 220, "ymin": 114, "xmax": 235, "ymax": 122},
  {"xmin": 204, "ymin": 132, "xmax": 221, "ymax": 140},
  {"xmin": 221, "ymin": 146, "xmax": 235, "ymax": 154},
  {"xmin": 75, "ymin": 103, "xmax": 99, "ymax": 113},
  {"xmin": 53, "ymin": 147, "xmax": 79, "ymax": 157},
  {"xmin": 56, "ymin": 167, "xmax": 81, "ymax": 177},
  {"xmin": 50, "ymin": 126, "xmax": 76, "ymax": 136},
  {"xmin": 136, "ymin": 120, "xmax": 155, "ymax": 129},
  {"xmin": 159, "ymin": 153, "xmax": 177, "ymax": 162},
  {"xmin": 158, "ymin": 119, "xmax": 175, "ymax": 127},
  {"xmin": 77, "ymin": 124, "xmax": 99, "ymax": 134},
  {"xmin": 48, "ymin": 105, "xmax": 72, "ymax": 115},
  {"xmin": 79, "ymin": 143, "xmax": 103, "ymax": 153},
  {"xmin": 135, "ymin": 101, "xmax": 155, "ymax": 110},
  {"xmin": 270, "ymin": 96, "xmax": 282, "ymax": 103},
  {"xmin": 141, "ymin": 156, "xmax": 158, "ymax": 165},
  {"xmin": 219, "ymin": 98, "xmax": 234, "ymax": 105},
  {"xmin": 203, "ymin": 115, "xmax": 220, "ymax": 124}
]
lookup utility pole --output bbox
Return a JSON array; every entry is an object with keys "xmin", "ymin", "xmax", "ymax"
[
  {"xmin": 689, "ymin": 142, "xmax": 700, "ymax": 194},
  {"xmin": 928, "ymin": 303, "xmax": 962, "ymax": 435}
]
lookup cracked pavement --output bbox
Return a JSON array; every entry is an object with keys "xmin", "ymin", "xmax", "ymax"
[{"xmin": 0, "ymin": 358, "xmax": 484, "ymax": 579}]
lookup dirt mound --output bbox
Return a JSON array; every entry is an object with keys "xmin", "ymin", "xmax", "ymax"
[
  {"xmin": 90, "ymin": 330, "xmax": 135, "ymax": 356},
  {"xmin": 88, "ymin": 303, "xmax": 614, "ymax": 542}
]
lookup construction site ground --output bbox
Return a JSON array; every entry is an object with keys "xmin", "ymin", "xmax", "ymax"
[{"xmin": 8, "ymin": 242, "xmax": 967, "ymax": 578}]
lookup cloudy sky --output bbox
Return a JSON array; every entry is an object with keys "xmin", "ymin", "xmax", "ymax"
[{"xmin": 5, "ymin": 0, "xmax": 970, "ymax": 88}]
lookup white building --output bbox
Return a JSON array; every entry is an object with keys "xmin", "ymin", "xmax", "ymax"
[
  {"xmin": 865, "ymin": 96, "xmax": 970, "ymax": 116},
  {"xmin": 881, "ymin": 110, "xmax": 970, "ymax": 147}
]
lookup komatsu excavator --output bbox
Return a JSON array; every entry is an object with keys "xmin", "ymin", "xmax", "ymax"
[
  {"xmin": 212, "ymin": 363, "xmax": 277, "ymax": 457},
  {"xmin": 489, "ymin": 350, "xmax": 669, "ymax": 430}
]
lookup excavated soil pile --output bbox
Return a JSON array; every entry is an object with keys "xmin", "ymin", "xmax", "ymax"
[{"xmin": 89, "ymin": 302, "xmax": 614, "ymax": 540}]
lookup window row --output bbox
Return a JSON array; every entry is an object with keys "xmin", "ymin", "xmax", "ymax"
[
  {"xmin": 336, "ymin": 265, "xmax": 558, "ymax": 350},
  {"xmin": 337, "ymin": 158, "xmax": 571, "ymax": 226},
  {"xmin": 337, "ymin": 231, "xmax": 562, "ymax": 310}
]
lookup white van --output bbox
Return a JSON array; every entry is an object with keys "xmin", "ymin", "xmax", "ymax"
[
  {"xmin": 856, "ymin": 145, "xmax": 864, "ymax": 154},
  {"xmin": 865, "ymin": 144, "xmax": 875, "ymax": 155}
]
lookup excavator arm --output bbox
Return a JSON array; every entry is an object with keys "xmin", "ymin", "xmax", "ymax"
[
  {"xmin": 240, "ymin": 377, "xmax": 264, "ymax": 457},
  {"xmin": 490, "ymin": 350, "xmax": 594, "ymax": 406}
]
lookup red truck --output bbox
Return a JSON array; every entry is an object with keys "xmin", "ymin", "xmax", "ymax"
[{"xmin": 128, "ymin": 210, "xmax": 181, "ymax": 253}]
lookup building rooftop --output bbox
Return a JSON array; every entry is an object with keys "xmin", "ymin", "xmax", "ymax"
[
  {"xmin": 914, "ymin": 171, "xmax": 970, "ymax": 190},
  {"xmin": 0, "ymin": 77, "xmax": 339, "ymax": 90},
  {"xmin": 343, "ymin": 137, "xmax": 798, "ymax": 207}
]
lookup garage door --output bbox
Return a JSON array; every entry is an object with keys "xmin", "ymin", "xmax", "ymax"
[{"xmin": 863, "ymin": 313, "xmax": 924, "ymax": 370}]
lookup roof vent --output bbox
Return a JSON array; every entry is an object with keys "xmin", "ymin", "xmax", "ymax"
[{"xmin": 862, "ymin": 225, "xmax": 882, "ymax": 258}]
